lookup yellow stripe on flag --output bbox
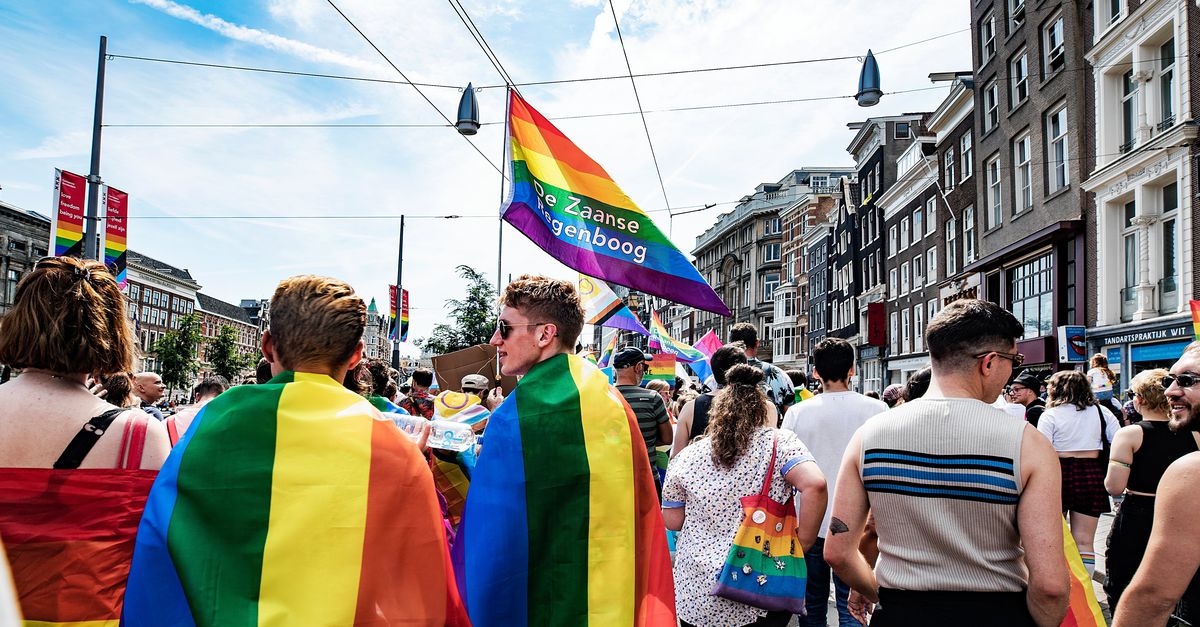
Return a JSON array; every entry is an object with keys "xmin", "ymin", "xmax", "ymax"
[
  {"xmin": 257, "ymin": 373, "xmax": 372, "ymax": 626},
  {"xmin": 570, "ymin": 358, "xmax": 636, "ymax": 625},
  {"xmin": 512, "ymin": 140, "xmax": 642, "ymax": 214},
  {"xmin": 1062, "ymin": 518, "xmax": 1105, "ymax": 626}
]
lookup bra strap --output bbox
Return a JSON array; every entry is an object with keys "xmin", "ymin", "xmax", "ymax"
[{"xmin": 53, "ymin": 408, "xmax": 127, "ymax": 469}]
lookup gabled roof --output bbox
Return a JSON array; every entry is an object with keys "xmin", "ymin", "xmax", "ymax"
[
  {"xmin": 196, "ymin": 292, "xmax": 253, "ymax": 324},
  {"xmin": 128, "ymin": 250, "xmax": 196, "ymax": 282}
]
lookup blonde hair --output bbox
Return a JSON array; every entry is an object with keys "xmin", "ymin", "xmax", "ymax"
[
  {"xmin": 0, "ymin": 256, "xmax": 134, "ymax": 375},
  {"xmin": 1130, "ymin": 368, "xmax": 1169, "ymax": 415},
  {"xmin": 646, "ymin": 379, "xmax": 670, "ymax": 394},
  {"xmin": 268, "ymin": 275, "xmax": 365, "ymax": 371},
  {"xmin": 499, "ymin": 275, "xmax": 584, "ymax": 349}
]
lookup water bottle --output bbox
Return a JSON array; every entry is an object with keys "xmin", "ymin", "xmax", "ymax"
[{"xmin": 385, "ymin": 413, "xmax": 477, "ymax": 452}]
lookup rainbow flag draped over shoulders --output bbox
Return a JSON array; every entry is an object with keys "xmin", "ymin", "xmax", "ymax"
[
  {"xmin": 503, "ymin": 90, "xmax": 729, "ymax": 316},
  {"xmin": 123, "ymin": 371, "xmax": 467, "ymax": 626},
  {"xmin": 648, "ymin": 310, "xmax": 705, "ymax": 363},
  {"xmin": 452, "ymin": 353, "xmax": 675, "ymax": 626}
]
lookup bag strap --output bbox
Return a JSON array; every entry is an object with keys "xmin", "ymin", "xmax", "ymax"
[
  {"xmin": 166, "ymin": 415, "xmax": 180, "ymax": 447},
  {"xmin": 759, "ymin": 434, "xmax": 779, "ymax": 496},
  {"xmin": 119, "ymin": 411, "xmax": 150, "ymax": 469},
  {"xmin": 53, "ymin": 408, "xmax": 127, "ymax": 469},
  {"xmin": 1097, "ymin": 405, "xmax": 1110, "ymax": 449}
]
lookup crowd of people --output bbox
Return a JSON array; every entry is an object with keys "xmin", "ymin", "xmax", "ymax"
[{"xmin": 2, "ymin": 255, "xmax": 1200, "ymax": 626}]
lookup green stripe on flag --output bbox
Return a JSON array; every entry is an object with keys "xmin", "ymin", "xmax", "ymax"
[
  {"xmin": 168, "ymin": 372, "xmax": 291, "ymax": 626},
  {"xmin": 517, "ymin": 353, "xmax": 590, "ymax": 623}
]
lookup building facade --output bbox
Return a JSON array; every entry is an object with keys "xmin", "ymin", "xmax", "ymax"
[
  {"xmin": 967, "ymin": 0, "xmax": 1093, "ymax": 372},
  {"xmin": 364, "ymin": 298, "xmax": 392, "ymax": 361},
  {"xmin": 196, "ymin": 292, "xmax": 259, "ymax": 383},
  {"xmin": 1081, "ymin": 0, "xmax": 1199, "ymax": 386},
  {"xmin": 126, "ymin": 251, "xmax": 201, "ymax": 373},
  {"xmin": 0, "ymin": 200, "xmax": 51, "ymax": 316}
]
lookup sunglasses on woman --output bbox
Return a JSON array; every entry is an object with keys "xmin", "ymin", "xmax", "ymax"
[{"xmin": 495, "ymin": 320, "xmax": 549, "ymax": 340}]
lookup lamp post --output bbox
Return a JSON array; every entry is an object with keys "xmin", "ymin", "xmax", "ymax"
[
  {"xmin": 391, "ymin": 215, "xmax": 405, "ymax": 370},
  {"xmin": 856, "ymin": 49, "xmax": 882, "ymax": 108},
  {"xmin": 84, "ymin": 36, "xmax": 108, "ymax": 260}
]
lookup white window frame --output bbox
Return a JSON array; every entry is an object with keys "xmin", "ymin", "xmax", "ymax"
[
  {"xmin": 902, "ymin": 309, "xmax": 912, "ymax": 354},
  {"xmin": 764, "ymin": 242, "xmax": 782, "ymax": 263},
  {"xmin": 984, "ymin": 81, "xmax": 1000, "ymax": 132},
  {"xmin": 944, "ymin": 148, "xmax": 956, "ymax": 191},
  {"xmin": 1008, "ymin": 0, "xmax": 1026, "ymax": 32},
  {"xmin": 927, "ymin": 246, "xmax": 938, "ymax": 284},
  {"xmin": 913, "ymin": 206, "xmax": 924, "ymax": 240},
  {"xmin": 1043, "ymin": 13, "xmax": 1065, "ymax": 75},
  {"xmin": 928, "ymin": 298, "xmax": 939, "ymax": 324},
  {"xmin": 1013, "ymin": 133, "xmax": 1032, "ymax": 212},
  {"xmin": 960, "ymin": 131, "xmax": 973, "ymax": 180},
  {"xmin": 986, "ymin": 154, "xmax": 1002, "ymax": 229},
  {"xmin": 889, "ymin": 268, "xmax": 898, "ymax": 299},
  {"xmin": 890, "ymin": 311, "xmax": 899, "ymax": 354},
  {"xmin": 913, "ymin": 253, "xmax": 924, "ymax": 287},
  {"xmin": 981, "ymin": 12, "xmax": 996, "ymax": 64},
  {"xmin": 1160, "ymin": 38, "xmax": 1176, "ymax": 128},
  {"xmin": 888, "ymin": 225, "xmax": 898, "ymax": 257},
  {"xmin": 946, "ymin": 217, "xmax": 958, "ymax": 276},
  {"xmin": 1047, "ymin": 104, "xmax": 1069, "ymax": 192},
  {"xmin": 1010, "ymin": 50, "xmax": 1029, "ymax": 106},
  {"xmin": 1122, "ymin": 69, "xmax": 1139, "ymax": 151},
  {"xmin": 900, "ymin": 217, "xmax": 911, "ymax": 251},
  {"xmin": 895, "ymin": 121, "xmax": 911, "ymax": 139},
  {"xmin": 926, "ymin": 197, "xmax": 937, "ymax": 236},
  {"xmin": 901, "ymin": 261, "xmax": 911, "ymax": 295},
  {"xmin": 914, "ymin": 305, "xmax": 925, "ymax": 353},
  {"xmin": 963, "ymin": 205, "xmax": 977, "ymax": 263}
]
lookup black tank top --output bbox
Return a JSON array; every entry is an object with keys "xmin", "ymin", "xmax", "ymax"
[
  {"xmin": 689, "ymin": 393, "xmax": 714, "ymax": 443},
  {"xmin": 1127, "ymin": 421, "xmax": 1199, "ymax": 493}
]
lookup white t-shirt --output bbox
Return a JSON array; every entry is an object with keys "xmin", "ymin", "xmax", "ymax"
[
  {"xmin": 992, "ymin": 395, "xmax": 1028, "ymax": 419},
  {"xmin": 1087, "ymin": 367, "xmax": 1113, "ymax": 394},
  {"xmin": 1036, "ymin": 403, "xmax": 1121, "ymax": 452},
  {"xmin": 781, "ymin": 390, "xmax": 888, "ymax": 537}
]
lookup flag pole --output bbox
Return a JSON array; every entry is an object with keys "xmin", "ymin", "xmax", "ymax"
[{"xmin": 495, "ymin": 88, "xmax": 511, "ymax": 383}]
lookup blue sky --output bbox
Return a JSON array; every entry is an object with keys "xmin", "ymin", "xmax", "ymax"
[{"xmin": 0, "ymin": 0, "xmax": 970, "ymax": 352}]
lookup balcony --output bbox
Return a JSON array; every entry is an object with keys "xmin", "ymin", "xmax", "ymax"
[
  {"xmin": 1158, "ymin": 115, "xmax": 1176, "ymax": 133},
  {"xmin": 1119, "ymin": 139, "xmax": 1136, "ymax": 154},
  {"xmin": 1159, "ymin": 276, "xmax": 1179, "ymax": 313},
  {"xmin": 1120, "ymin": 286, "xmax": 1138, "ymax": 323}
]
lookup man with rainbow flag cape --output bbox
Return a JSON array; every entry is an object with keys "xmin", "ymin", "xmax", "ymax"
[
  {"xmin": 452, "ymin": 275, "xmax": 676, "ymax": 626},
  {"xmin": 123, "ymin": 276, "xmax": 468, "ymax": 626}
]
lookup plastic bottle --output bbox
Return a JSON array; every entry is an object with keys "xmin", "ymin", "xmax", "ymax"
[{"xmin": 385, "ymin": 413, "xmax": 477, "ymax": 452}]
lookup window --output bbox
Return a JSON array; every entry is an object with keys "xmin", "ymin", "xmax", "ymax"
[
  {"xmin": 1008, "ymin": 251, "xmax": 1054, "ymax": 338},
  {"xmin": 4, "ymin": 270, "xmax": 18, "ymax": 305},
  {"xmin": 764, "ymin": 217, "xmax": 782, "ymax": 235},
  {"xmin": 1008, "ymin": 0, "xmax": 1026, "ymax": 31},
  {"xmin": 1047, "ymin": 104, "xmax": 1069, "ymax": 192},
  {"xmin": 960, "ymin": 131, "xmax": 973, "ymax": 180},
  {"xmin": 141, "ymin": 305, "xmax": 150, "ymax": 324},
  {"xmin": 1161, "ymin": 182, "xmax": 1179, "ymax": 310},
  {"xmin": 944, "ymin": 148, "xmax": 956, "ymax": 191},
  {"xmin": 963, "ymin": 205, "xmax": 977, "ymax": 263},
  {"xmin": 1013, "ymin": 133, "xmax": 1032, "ymax": 212},
  {"xmin": 888, "ymin": 226, "xmax": 898, "ymax": 257},
  {"xmin": 983, "ymin": 81, "xmax": 999, "ymax": 132},
  {"xmin": 764, "ymin": 242, "xmax": 781, "ymax": 262},
  {"xmin": 1121, "ymin": 69, "xmax": 1139, "ymax": 152},
  {"xmin": 130, "ymin": 284, "xmax": 140, "ymax": 302},
  {"xmin": 913, "ymin": 206, "xmax": 924, "ymax": 240},
  {"xmin": 900, "ymin": 217, "xmax": 911, "ymax": 250},
  {"xmin": 902, "ymin": 309, "xmax": 912, "ymax": 354},
  {"xmin": 1121, "ymin": 200, "xmax": 1138, "ymax": 321},
  {"xmin": 901, "ymin": 262, "xmax": 911, "ymax": 294},
  {"xmin": 1010, "ymin": 50, "xmax": 1029, "ymax": 106},
  {"xmin": 1160, "ymin": 39, "xmax": 1176, "ymax": 128},
  {"xmin": 763, "ymin": 273, "xmax": 780, "ymax": 301},
  {"xmin": 895, "ymin": 122, "xmax": 911, "ymax": 139},
  {"xmin": 986, "ymin": 154, "xmax": 1002, "ymax": 229},
  {"xmin": 914, "ymin": 305, "xmax": 925, "ymax": 352},
  {"xmin": 1102, "ymin": 0, "xmax": 1122, "ymax": 26},
  {"xmin": 890, "ymin": 311, "xmax": 899, "ymax": 354},
  {"xmin": 927, "ymin": 247, "xmax": 938, "ymax": 284},
  {"xmin": 927, "ymin": 198, "xmax": 937, "ymax": 236},
  {"xmin": 928, "ymin": 298, "xmax": 939, "ymax": 324},
  {"xmin": 980, "ymin": 12, "xmax": 996, "ymax": 64},
  {"xmin": 151, "ymin": 291, "xmax": 160, "ymax": 307},
  {"xmin": 889, "ymin": 268, "xmax": 898, "ymax": 299},
  {"xmin": 946, "ymin": 217, "xmax": 958, "ymax": 276},
  {"xmin": 913, "ymin": 254, "xmax": 924, "ymax": 286},
  {"xmin": 1044, "ymin": 13, "xmax": 1065, "ymax": 75}
]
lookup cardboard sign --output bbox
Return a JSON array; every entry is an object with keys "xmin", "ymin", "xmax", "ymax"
[{"xmin": 431, "ymin": 344, "xmax": 518, "ymax": 395}]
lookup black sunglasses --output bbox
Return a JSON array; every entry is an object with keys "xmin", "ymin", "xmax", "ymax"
[
  {"xmin": 1162, "ymin": 373, "xmax": 1200, "ymax": 390},
  {"xmin": 496, "ymin": 320, "xmax": 549, "ymax": 340},
  {"xmin": 973, "ymin": 351, "xmax": 1025, "ymax": 367}
]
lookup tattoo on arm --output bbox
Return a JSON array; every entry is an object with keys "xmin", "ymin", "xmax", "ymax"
[{"xmin": 830, "ymin": 517, "xmax": 850, "ymax": 535}]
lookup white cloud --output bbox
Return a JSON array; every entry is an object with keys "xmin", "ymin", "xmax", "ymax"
[{"xmin": 12, "ymin": 131, "xmax": 88, "ymax": 160}]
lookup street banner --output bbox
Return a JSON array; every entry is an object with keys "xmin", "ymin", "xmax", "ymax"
[
  {"xmin": 642, "ymin": 353, "xmax": 676, "ymax": 386},
  {"xmin": 50, "ymin": 169, "xmax": 86, "ymax": 257},
  {"xmin": 388, "ymin": 285, "xmax": 398, "ymax": 341},
  {"xmin": 577, "ymin": 274, "xmax": 649, "ymax": 335},
  {"xmin": 500, "ymin": 90, "xmax": 729, "ymax": 316},
  {"xmin": 1191, "ymin": 300, "xmax": 1200, "ymax": 341},
  {"xmin": 101, "ymin": 186, "xmax": 128, "ymax": 288},
  {"xmin": 648, "ymin": 310, "xmax": 704, "ymax": 363},
  {"xmin": 400, "ymin": 289, "xmax": 410, "ymax": 342}
]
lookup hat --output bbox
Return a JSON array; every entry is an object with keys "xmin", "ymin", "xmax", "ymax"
[
  {"xmin": 461, "ymin": 374, "xmax": 489, "ymax": 391},
  {"xmin": 1010, "ymin": 371, "xmax": 1042, "ymax": 391},
  {"xmin": 613, "ymin": 346, "xmax": 652, "ymax": 369},
  {"xmin": 434, "ymin": 390, "xmax": 490, "ymax": 425},
  {"xmin": 881, "ymin": 383, "xmax": 906, "ymax": 405}
]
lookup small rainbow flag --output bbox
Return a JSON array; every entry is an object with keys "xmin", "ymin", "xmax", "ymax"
[
  {"xmin": 1061, "ymin": 518, "xmax": 1105, "ymax": 626},
  {"xmin": 578, "ymin": 274, "xmax": 650, "ymax": 335},
  {"xmin": 502, "ymin": 90, "xmax": 729, "ymax": 316},
  {"xmin": 50, "ymin": 169, "xmax": 86, "ymax": 258},
  {"xmin": 643, "ymin": 353, "xmax": 676, "ymax": 385},
  {"xmin": 1190, "ymin": 300, "xmax": 1200, "ymax": 341},
  {"xmin": 388, "ymin": 285, "xmax": 398, "ymax": 341},
  {"xmin": 648, "ymin": 310, "xmax": 705, "ymax": 363},
  {"xmin": 452, "ymin": 354, "xmax": 676, "ymax": 626},
  {"xmin": 597, "ymin": 333, "xmax": 618, "ymax": 368},
  {"xmin": 123, "ymin": 371, "xmax": 468, "ymax": 626}
]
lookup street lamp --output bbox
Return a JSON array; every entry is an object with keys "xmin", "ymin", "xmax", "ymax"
[
  {"xmin": 456, "ymin": 83, "xmax": 480, "ymax": 135},
  {"xmin": 856, "ymin": 50, "xmax": 882, "ymax": 107}
]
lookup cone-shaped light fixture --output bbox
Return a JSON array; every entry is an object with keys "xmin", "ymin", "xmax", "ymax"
[
  {"xmin": 456, "ymin": 83, "xmax": 480, "ymax": 135},
  {"xmin": 856, "ymin": 50, "xmax": 882, "ymax": 107}
]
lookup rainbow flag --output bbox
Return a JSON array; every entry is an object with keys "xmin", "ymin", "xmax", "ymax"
[
  {"xmin": 388, "ymin": 285, "xmax": 398, "ymax": 341},
  {"xmin": 578, "ymin": 274, "xmax": 650, "ymax": 335},
  {"xmin": 597, "ymin": 333, "xmax": 618, "ymax": 368},
  {"xmin": 102, "ymin": 185, "xmax": 128, "ymax": 288},
  {"xmin": 451, "ymin": 353, "xmax": 676, "ymax": 626},
  {"xmin": 123, "ymin": 371, "xmax": 468, "ymax": 626},
  {"xmin": 1191, "ymin": 300, "xmax": 1200, "ymax": 341},
  {"xmin": 51, "ymin": 169, "xmax": 86, "ymax": 258},
  {"xmin": 400, "ymin": 288, "xmax": 410, "ymax": 342},
  {"xmin": 648, "ymin": 310, "xmax": 705, "ymax": 363},
  {"xmin": 643, "ymin": 353, "xmax": 676, "ymax": 385},
  {"xmin": 1061, "ymin": 519, "xmax": 1105, "ymax": 626},
  {"xmin": 1, "ymin": 469, "xmax": 155, "ymax": 626},
  {"xmin": 502, "ymin": 90, "xmax": 729, "ymax": 316}
]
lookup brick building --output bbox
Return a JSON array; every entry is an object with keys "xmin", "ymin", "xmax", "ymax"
[{"xmin": 196, "ymin": 292, "xmax": 259, "ymax": 383}]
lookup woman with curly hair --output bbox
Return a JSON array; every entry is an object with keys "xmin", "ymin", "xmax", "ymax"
[
  {"xmin": 1037, "ymin": 369, "xmax": 1122, "ymax": 575},
  {"xmin": 662, "ymin": 364, "xmax": 828, "ymax": 627}
]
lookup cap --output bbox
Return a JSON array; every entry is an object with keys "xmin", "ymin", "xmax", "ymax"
[
  {"xmin": 461, "ymin": 373, "xmax": 489, "ymax": 391},
  {"xmin": 881, "ymin": 383, "xmax": 906, "ymax": 405},
  {"xmin": 1010, "ymin": 371, "xmax": 1042, "ymax": 391},
  {"xmin": 613, "ymin": 346, "xmax": 652, "ymax": 369}
]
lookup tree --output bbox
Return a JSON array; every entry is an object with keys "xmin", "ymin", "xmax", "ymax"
[
  {"xmin": 207, "ymin": 324, "xmax": 255, "ymax": 382},
  {"xmin": 417, "ymin": 265, "xmax": 497, "ymax": 355},
  {"xmin": 153, "ymin": 312, "xmax": 203, "ymax": 396}
]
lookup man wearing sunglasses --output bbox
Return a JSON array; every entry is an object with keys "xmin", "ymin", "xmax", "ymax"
[
  {"xmin": 1113, "ymin": 341, "xmax": 1200, "ymax": 627},
  {"xmin": 825, "ymin": 298, "xmax": 1068, "ymax": 626}
]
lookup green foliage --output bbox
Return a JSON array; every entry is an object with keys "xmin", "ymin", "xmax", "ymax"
[
  {"xmin": 153, "ymin": 312, "xmax": 203, "ymax": 393},
  {"xmin": 207, "ymin": 324, "xmax": 255, "ymax": 382},
  {"xmin": 416, "ymin": 265, "xmax": 497, "ymax": 355}
]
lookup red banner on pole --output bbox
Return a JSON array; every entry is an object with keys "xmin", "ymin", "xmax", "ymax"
[
  {"xmin": 102, "ymin": 186, "xmax": 128, "ymax": 287},
  {"xmin": 400, "ymin": 289, "xmax": 410, "ymax": 342},
  {"xmin": 51, "ymin": 169, "xmax": 87, "ymax": 257},
  {"xmin": 388, "ymin": 285, "xmax": 398, "ymax": 341}
]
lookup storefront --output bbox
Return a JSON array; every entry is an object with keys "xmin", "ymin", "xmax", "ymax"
[
  {"xmin": 858, "ymin": 346, "xmax": 883, "ymax": 395},
  {"xmin": 1088, "ymin": 313, "xmax": 1193, "ymax": 391},
  {"xmin": 886, "ymin": 355, "xmax": 931, "ymax": 387}
]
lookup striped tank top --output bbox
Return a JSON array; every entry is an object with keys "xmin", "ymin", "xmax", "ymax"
[{"xmin": 859, "ymin": 397, "xmax": 1029, "ymax": 592}]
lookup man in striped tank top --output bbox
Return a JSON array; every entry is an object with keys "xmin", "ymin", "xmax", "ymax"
[{"xmin": 824, "ymin": 299, "xmax": 1069, "ymax": 626}]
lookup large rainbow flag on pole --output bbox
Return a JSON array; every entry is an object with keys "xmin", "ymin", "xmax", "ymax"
[
  {"xmin": 502, "ymin": 90, "xmax": 729, "ymax": 316},
  {"xmin": 452, "ymin": 353, "xmax": 676, "ymax": 626},
  {"xmin": 648, "ymin": 310, "xmax": 705, "ymax": 363},
  {"xmin": 578, "ymin": 274, "xmax": 650, "ymax": 335},
  {"xmin": 123, "ymin": 371, "xmax": 468, "ymax": 626},
  {"xmin": 1190, "ymin": 299, "xmax": 1200, "ymax": 341}
]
